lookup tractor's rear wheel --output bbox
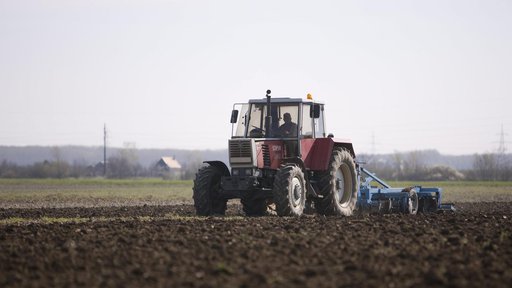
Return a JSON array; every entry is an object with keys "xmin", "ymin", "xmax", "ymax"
[
  {"xmin": 241, "ymin": 197, "xmax": 268, "ymax": 216},
  {"xmin": 273, "ymin": 164, "xmax": 306, "ymax": 216},
  {"xmin": 315, "ymin": 149, "xmax": 358, "ymax": 216},
  {"xmin": 193, "ymin": 165, "xmax": 227, "ymax": 216}
]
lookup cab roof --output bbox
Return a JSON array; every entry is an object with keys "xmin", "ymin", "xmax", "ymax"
[{"xmin": 248, "ymin": 97, "xmax": 324, "ymax": 105}]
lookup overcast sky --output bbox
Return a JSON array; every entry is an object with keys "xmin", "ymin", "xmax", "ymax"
[{"xmin": 1, "ymin": 0, "xmax": 511, "ymax": 155}]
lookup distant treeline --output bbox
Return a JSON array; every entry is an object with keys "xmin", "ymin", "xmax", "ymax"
[
  {"xmin": 359, "ymin": 151, "xmax": 512, "ymax": 181},
  {"xmin": 0, "ymin": 145, "xmax": 228, "ymax": 167},
  {"xmin": 1, "ymin": 149, "xmax": 511, "ymax": 181},
  {"xmin": 0, "ymin": 146, "xmax": 205, "ymax": 180}
]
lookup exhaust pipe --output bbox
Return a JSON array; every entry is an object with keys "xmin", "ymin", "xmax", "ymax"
[{"xmin": 265, "ymin": 89, "xmax": 272, "ymax": 138}]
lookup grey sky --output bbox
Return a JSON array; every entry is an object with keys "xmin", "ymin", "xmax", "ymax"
[{"xmin": 1, "ymin": 0, "xmax": 511, "ymax": 155}]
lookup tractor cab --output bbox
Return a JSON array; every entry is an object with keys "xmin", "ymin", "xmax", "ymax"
[{"xmin": 230, "ymin": 92, "xmax": 326, "ymax": 141}]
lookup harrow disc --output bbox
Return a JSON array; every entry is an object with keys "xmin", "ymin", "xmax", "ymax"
[{"xmin": 418, "ymin": 197, "xmax": 438, "ymax": 213}]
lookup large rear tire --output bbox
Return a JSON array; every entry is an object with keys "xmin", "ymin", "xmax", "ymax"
[
  {"xmin": 273, "ymin": 164, "xmax": 306, "ymax": 216},
  {"xmin": 315, "ymin": 149, "xmax": 358, "ymax": 216},
  {"xmin": 193, "ymin": 165, "xmax": 227, "ymax": 216}
]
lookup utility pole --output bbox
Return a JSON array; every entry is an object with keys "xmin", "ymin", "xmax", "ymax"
[{"xmin": 104, "ymin": 124, "xmax": 107, "ymax": 177}]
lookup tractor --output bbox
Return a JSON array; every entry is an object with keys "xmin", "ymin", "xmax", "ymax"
[{"xmin": 193, "ymin": 90, "xmax": 454, "ymax": 216}]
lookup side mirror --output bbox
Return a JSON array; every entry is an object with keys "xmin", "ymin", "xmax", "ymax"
[
  {"xmin": 310, "ymin": 104, "xmax": 321, "ymax": 118},
  {"xmin": 230, "ymin": 110, "xmax": 239, "ymax": 123}
]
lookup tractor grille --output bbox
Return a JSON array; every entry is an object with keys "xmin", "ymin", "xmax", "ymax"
[
  {"xmin": 229, "ymin": 139, "xmax": 253, "ymax": 164},
  {"xmin": 262, "ymin": 144, "xmax": 271, "ymax": 167}
]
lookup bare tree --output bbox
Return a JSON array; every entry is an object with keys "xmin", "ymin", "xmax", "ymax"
[
  {"xmin": 472, "ymin": 153, "xmax": 497, "ymax": 180},
  {"xmin": 51, "ymin": 146, "xmax": 69, "ymax": 178},
  {"xmin": 107, "ymin": 144, "xmax": 141, "ymax": 178}
]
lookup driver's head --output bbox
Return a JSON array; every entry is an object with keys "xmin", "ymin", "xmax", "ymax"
[{"xmin": 283, "ymin": 113, "xmax": 292, "ymax": 123}]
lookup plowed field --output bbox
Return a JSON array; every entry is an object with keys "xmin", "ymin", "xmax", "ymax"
[{"xmin": 1, "ymin": 202, "xmax": 511, "ymax": 287}]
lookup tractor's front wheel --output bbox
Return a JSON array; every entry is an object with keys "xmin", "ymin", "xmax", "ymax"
[
  {"xmin": 315, "ymin": 149, "xmax": 358, "ymax": 216},
  {"xmin": 273, "ymin": 164, "xmax": 306, "ymax": 216},
  {"xmin": 193, "ymin": 165, "xmax": 227, "ymax": 216}
]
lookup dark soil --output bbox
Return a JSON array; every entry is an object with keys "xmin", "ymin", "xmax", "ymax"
[{"xmin": 1, "ymin": 202, "xmax": 511, "ymax": 287}]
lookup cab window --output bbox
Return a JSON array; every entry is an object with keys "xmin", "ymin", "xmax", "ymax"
[{"xmin": 302, "ymin": 104, "xmax": 313, "ymax": 138}]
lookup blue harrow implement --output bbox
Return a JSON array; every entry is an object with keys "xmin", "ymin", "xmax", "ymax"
[{"xmin": 356, "ymin": 166, "xmax": 455, "ymax": 214}]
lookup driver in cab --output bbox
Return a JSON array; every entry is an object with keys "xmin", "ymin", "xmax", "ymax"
[{"xmin": 278, "ymin": 113, "xmax": 297, "ymax": 137}]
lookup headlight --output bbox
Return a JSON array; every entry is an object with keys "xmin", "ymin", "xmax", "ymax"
[{"xmin": 232, "ymin": 168, "xmax": 256, "ymax": 176}]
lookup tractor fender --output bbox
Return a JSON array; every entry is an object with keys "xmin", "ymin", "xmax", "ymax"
[
  {"xmin": 203, "ymin": 161, "xmax": 231, "ymax": 176},
  {"xmin": 304, "ymin": 138, "xmax": 356, "ymax": 171},
  {"xmin": 332, "ymin": 140, "xmax": 356, "ymax": 158}
]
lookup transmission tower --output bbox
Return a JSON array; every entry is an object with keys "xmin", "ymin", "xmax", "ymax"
[
  {"xmin": 365, "ymin": 131, "xmax": 378, "ymax": 166},
  {"xmin": 493, "ymin": 124, "xmax": 511, "ymax": 180},
  {"xmin": 497, "ymin": 124, "xmax": 507, "ymax": 154},
  {"xmin": 371, "ymin": 131, "xmax": 376, "ymax": 155}
]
